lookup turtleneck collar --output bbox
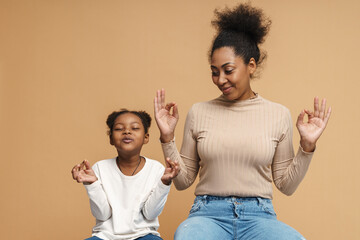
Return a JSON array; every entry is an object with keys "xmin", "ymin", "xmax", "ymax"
[{"xmin": 216, "ymin": 92, "xmax": 261, "ymax": 105}]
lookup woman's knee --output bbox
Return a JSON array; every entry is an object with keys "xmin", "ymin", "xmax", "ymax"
[
  {"xmin": 175, "ymin": 216, "xmax": 230, "ymax": 240},
  {"xmin": 240, "ymin": 218, "xmax": 305, "ymax": 240}
]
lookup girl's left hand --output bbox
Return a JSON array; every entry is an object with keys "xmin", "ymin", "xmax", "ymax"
[
  {"xmin": 296, "ymin": 97, "xmax": 332, "ymax": 152},
  {"xmin": 161, "ymin": 158, "xmax": 180, "ymax": 185}
]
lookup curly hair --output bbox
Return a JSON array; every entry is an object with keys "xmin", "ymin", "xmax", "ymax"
[
  {"xmin": 106, "ymin": 109, "xmax": 152, "ymax": 136},
  {"xmin": 209, "ymin": 2, "xmax": 271, "ymax": 70}
]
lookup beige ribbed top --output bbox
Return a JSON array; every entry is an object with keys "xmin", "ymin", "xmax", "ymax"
[{"xmin": 162, "ymin": 94, "xmax": 314, "ymax": 199}]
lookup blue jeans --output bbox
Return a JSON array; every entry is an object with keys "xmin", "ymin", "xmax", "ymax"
[
  {"xmin": 175, "ymin": 195, "xmax": 306, "ymax": 240},
  {"xmin": 85, "ymin": 234, "xmax": 162, "ymax": 240}
]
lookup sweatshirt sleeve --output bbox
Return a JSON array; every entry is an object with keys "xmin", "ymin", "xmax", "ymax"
[
  {"xmin": 84, "ymin": 164, "xmax": 112, "ymax": 221},
  {"xmin": 142, "ymin": 168, "xmax": 171, "ymax": 220},
  {"xmin": 161, "ymin": 106, "xmax": 200, "ymax": 190},
  {"xmin": 272, "ymin": 109, "xmax": 314, "ymax": 196}
]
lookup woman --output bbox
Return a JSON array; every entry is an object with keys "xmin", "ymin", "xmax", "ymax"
[{"xmin": 154, "ymin": 3, "xmax": 331, "ymax": 240}]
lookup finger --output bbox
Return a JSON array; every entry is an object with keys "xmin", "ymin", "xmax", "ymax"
[
  {"xmin": 167, "ymin": 158, "xmax": 176, "ymax": 168},
  {"xmin": 84, "ymin": 159, "xmax": 92, "ymax": 170},
  {"xmin": 319, "ymin": 98, "xmax": 326, "ymax": 120},
  {"xmin": 72, "ymin": 167, "xmax": 79, "ymax": 180},
  {"xmin": 161, "ymin": 88, "xmax": 165, "ymax": 108},
  {"xmin": 154, "ymin": 94, "xmax": 159, "ymax": 114},
  {"xmin": 72, "ymin": 164, "xmax": 81, "ymax": 173},
  {"xmin": 165, "ymin": 157, "xmax": 171, "ymax": 168},
  {"xmin": 71, "ymin": 165, "xmax": 78, "ymax": 175},
  {"xmin": 76, "ymin": 175, "xmax": 83, "ymax": 183},
  {"xmin": 173, "ymin": 104, "xmax": 179, "ymax": 119},
  {"xmin": 166, "ymin": 157, "xmax": 176, "ymax": 169},
  {"xmin": 155, "ymin": 90, "xmax": 160, "ymax": 112},
  {"xmin": 79, "ymin": 161, "xmax": 85, "ymax": 171},
  {"xmin": 304, "ymin": 109, "xmax": 314, "ymax": 117},
  {"xmin": 296, "ymin": 110, "xmax": 305, "ymax": 126},
  {"xmin": 165, "ymin": 102, "xmax": 175, "ymax": 111},
  {"xmin": 323, "ymin": 106, "xmax": 332, "ymax": 125},
  {"xmin": 157, "ymin": 89, "xmax": 163, "ymax": 111},
  {"xmin": 314, "ymin": 96, "xmax": 320, "ymax": 118}
]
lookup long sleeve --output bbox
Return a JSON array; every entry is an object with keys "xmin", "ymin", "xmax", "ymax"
[
  {"xmin": 161, "ymin": 95, "xmax": 314, "ymax": 199},
  {"xmin": 272, "ymin": 109, "xmax": 314, "ymax": 196},
  {"xmin": 84, "ymin": 164, "xmax": 112, "ymax": 221},
  {"xmin": 142, "ymin": 171, "xmax": 171, "ymax": 220},
  {"xmin": 161, "ymin": 107, "xmax": 200, "ymax": 190},
  {"xmin": 86, "ymin": 158, "xmax": 165, "ymax": 240}
]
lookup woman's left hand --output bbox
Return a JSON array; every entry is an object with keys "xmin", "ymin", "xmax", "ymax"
[
  {"xmin": 161, "ymin": 158, "xmax": 180, "ymax": 185},
  {"xmin": 296, "ymin": 97, "xmax": 332, "ymax": 152}
]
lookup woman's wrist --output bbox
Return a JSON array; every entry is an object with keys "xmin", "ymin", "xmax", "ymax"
[
  {"xmin": 300, "ymin": 139, "xmax": 316, "ymax": 152},
  {"xmin": 160, "ymin": 133, "xmax": 174, "ymax": 143}
]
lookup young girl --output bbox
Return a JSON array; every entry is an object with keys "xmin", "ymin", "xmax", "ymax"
[{"xmin": 71, "ymin": 109, "xmax": 179, "ymax": 240}]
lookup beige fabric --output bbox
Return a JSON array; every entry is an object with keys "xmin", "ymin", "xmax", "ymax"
[{"xmin": 161, "ymin": 94, "xmax": 314, "ymax": 199}]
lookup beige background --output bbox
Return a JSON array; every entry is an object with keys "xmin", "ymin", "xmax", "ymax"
[{"xmin": 1, "ymin": 0, "xmax": 359, "ymax": 239}]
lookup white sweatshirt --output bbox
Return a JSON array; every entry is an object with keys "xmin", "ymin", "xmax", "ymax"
[{"xmin": 84, "ymin": 157, "xmax": 171, "ymax": 240}]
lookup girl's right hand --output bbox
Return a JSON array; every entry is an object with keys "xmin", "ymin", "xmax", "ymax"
[
  {"xmin": 154, "ymin": 89, "xmax": 179, "ymax": 143},
  {"xmin": 71, "ymin": 160, "xmax": 98, "ymax": 184}
]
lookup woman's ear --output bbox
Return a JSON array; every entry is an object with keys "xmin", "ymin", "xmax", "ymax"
[
  {"xmin": 248, "ymin": 57, "xmax": 257, "ymax": 75},
  {"xmin": 143, "ymin": 133, "xmax": 150, "ymax": 144}
]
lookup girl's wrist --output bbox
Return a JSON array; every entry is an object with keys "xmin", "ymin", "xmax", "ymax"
[{"xmin": 161, "ymin": 179, "xmax": 172, "ymax": 186}]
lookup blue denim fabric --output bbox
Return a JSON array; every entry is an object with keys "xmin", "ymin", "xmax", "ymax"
[
  {"xmin": 136, "ymin": 234, "xmax": 163, "ymax": 240},
  {"xmin": 84, "ymin": 237, "xmax": 103, "ymax": 240},
  {"xmin": 175, "ymin": 195, "xmax": 306, "ymax": 240},
  {"xmin": 85, "ymin": 234, "xmax": 162, "ymax": 240}
]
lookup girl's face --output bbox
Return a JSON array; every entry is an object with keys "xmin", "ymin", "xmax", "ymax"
[
  {"xmin": 211, "ymin": 47, "xmax": 256, "ymax": 101},
  {"xmin": 110, "ymin": 113, "xmax": 149, "ymax": 156}
]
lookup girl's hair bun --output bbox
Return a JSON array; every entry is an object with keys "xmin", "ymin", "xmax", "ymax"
[{"xmin": 106, "ymin": 109, "xmax": 152, "ymax": 135}]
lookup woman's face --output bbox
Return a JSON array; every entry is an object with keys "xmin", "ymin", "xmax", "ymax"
[{"xmin": 211, "ymin": 47, "xmax": 256, "ymax": 101}]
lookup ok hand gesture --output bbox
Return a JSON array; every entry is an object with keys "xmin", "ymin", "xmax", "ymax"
[
  {"xmin": 154, "ymin": 89, "xmax": 179, "ymax": 143},
  {"xmin": 71, "ymin": 160, "xmax": 98, "ymax": 184},
  {"xmin": 161, "ymin": 158, "xmax": 180, "ymax": 185},
  {"xmin": 296, "ymin": 97, "xmax": 332, "ymax": 152}
]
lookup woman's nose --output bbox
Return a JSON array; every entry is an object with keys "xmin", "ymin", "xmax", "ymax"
[{"xmin": 218, "ymin": 73, "xmax": 227, "ymax": 85}]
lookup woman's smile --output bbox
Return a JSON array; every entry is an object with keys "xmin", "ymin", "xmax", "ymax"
[{"xmin": 221, "ymin": 86, "xmax": 233, "ymax": 94}]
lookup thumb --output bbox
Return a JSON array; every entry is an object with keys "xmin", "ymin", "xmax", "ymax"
[
  {"xmin": 296, "ymin": 110, "xmax": 305, "ymax": 127},
  {"xmin": 165, "ymin": 157, "xmax": 171, "ymax": 168},
  {"xmin": 84, "ymin": 159, "xmax": 92, "ymax": 170}
]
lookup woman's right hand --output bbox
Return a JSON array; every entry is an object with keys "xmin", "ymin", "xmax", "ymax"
[
  {"xmin": 71, "ymin": 160, "xmax": 98, "ymax": 184},
  {"xmin": 154, "ymin": 89, "xmax": 179, "ymax": 143}
]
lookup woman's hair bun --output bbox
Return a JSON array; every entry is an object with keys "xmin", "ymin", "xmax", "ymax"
[{"xmin": 212, "ymin": 2, "xmax": 271, "ymax": 45}]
